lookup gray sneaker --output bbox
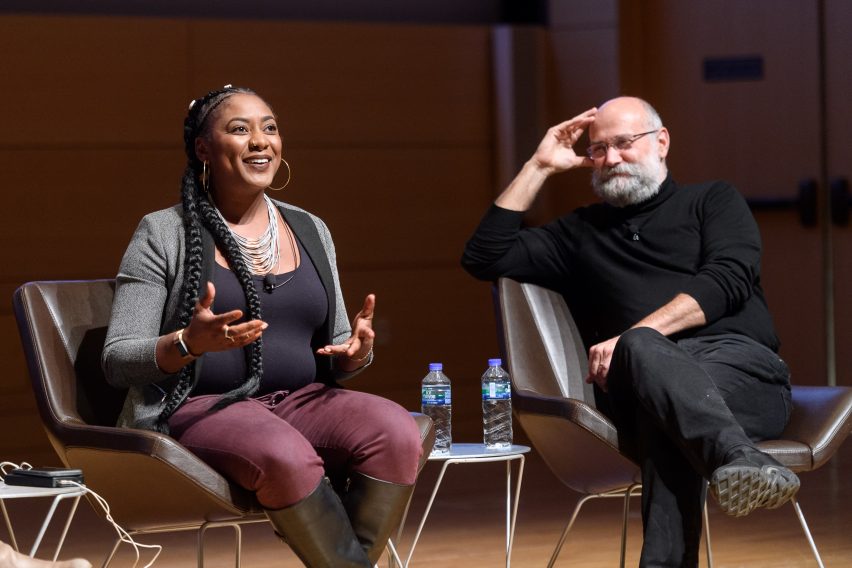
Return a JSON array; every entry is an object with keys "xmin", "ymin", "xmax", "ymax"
[{"xmin": 709, "ymin": 451, "xmax": 800, "ymax": 517}]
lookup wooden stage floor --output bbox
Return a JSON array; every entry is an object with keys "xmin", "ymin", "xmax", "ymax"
[{"xmin": 4, "ymin": 441, "xmax": 851, "ymax": 567}]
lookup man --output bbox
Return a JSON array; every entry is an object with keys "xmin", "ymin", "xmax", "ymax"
[{"xmin": 462, "ymin": 97, "xmax": 799, "ymax": 567}]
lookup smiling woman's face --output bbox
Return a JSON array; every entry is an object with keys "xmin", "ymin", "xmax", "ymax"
[{"xmin": 196, "ymin": 93, "xmax": 282, "ymax": 195}]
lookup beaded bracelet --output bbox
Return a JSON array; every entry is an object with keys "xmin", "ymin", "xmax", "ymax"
[{"xmin": 351, "ymin": 347, "xmax": 373, "ymax": 363}]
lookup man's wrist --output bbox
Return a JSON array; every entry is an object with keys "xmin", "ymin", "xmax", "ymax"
[
  {"xmin": 524, "ymin": 158, "xmax": 558, "ymax": 180},
  {"xmin": 495, "ymin": 161, "xmax": 551, "ymax": 211}
]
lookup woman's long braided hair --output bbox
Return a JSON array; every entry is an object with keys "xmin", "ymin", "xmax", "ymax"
[{"xmin": 154, "ymin": 85, "xmax": 267, "ymax": 434}]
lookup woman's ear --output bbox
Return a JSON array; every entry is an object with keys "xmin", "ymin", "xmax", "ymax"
[{"xmin": 195, "ymin": 137, "xmax": 210, "ymax": 163}]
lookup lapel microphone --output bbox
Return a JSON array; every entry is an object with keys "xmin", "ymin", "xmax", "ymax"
[
  {"xmin": 263, "ymin": 273, "xmax": 276, "ymax": 293},
  {"xmin": 624, "ymin": 223, "xmax": 641, "ymax": 241}
]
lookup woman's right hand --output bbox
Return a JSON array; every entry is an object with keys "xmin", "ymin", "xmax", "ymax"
[
  {"xmin": 155, "ymin": 282, "xmax": 267, "ymax": 374},
  {"xmin": 183, "ymin": 282, "xmax": 268, "ymax": 354}
]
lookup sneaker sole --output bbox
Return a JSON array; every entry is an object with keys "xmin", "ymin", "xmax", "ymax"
[
  {"xmin": 710, "ymin": 465, "xmax": 769, "ymax": 517},
  {"xmin": 760, "ymin": 466, "xmax": 800, "ymax": 509}
]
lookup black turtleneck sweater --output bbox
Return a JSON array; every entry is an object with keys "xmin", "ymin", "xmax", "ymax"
[{"xmin": 462, "ymin": 175, "xmax": 780, "ymax": 351}]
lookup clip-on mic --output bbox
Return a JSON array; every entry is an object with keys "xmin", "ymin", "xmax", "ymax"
[
  {"xmin": 264, "ymin": 273, "xmax": 276, "ymax": 293},
  {"xmin": 624, "ymin": 223, "xmax": 641, "ymax": 241}
]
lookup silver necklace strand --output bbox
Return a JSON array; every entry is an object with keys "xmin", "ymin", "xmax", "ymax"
[
  {"xmin": 214, "ymin": 195, "xmax": 280, "ymax": 275},
  {"xmin": 264, "ymin": 222, "xmax": 298, "ymax": 292}
]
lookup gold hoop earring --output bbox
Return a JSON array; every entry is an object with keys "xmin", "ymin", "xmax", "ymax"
[
  {"xmin": 267, "ymin": 157, "xmax": 291, "ymax": 191},
  {"xmin": 201, "ymin": 161, "xmax": 210, "ymax": 193}
]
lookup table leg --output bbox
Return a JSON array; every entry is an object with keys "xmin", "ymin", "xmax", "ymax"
[
  {"xmin": 389, "ymin": 482, "xmax": 420, "ymax": 568},
  {"xmin": 27, "ymin": 493, "xmax": 83, "ymax": 559},
  {"xmin": 403, "ymin": 460, "xmax": 453, "ymax": 568},
  {"xmin": 505, "ymin": 455, "xmax": 525, "ymax": 568},
  {"xmin": 1, "ymin": 499, "xmax": 20, "ymax": 552},
  {"xmin": 505, "ymin": 461, "xmax": 511, "ymax": 556},
  {"xmin": 51, "ymin": 494, "xmax": 82, "ymax": 561},
  {"xmin": 29, "ymin": 494, "xmax": 63, "ymax": 556},
  {"xmin": 399, "ymin": 450, "xmax": 528, "ymax": 568}
]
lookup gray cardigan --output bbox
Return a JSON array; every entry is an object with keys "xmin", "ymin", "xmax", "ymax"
[{"xmin": 102, "ymin": 199, "xmax": 368, "ymax": 431}]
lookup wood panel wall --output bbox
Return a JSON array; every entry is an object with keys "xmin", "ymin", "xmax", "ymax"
[{"xmin": 0, "ymin": 14, "xmax": 499, "ymax": 462}]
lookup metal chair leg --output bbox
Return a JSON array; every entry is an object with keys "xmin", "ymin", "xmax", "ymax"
[
  {"xmin": 198, "ymin": 522, "xmax": 242, "ymax": 568},
  {"xmin": 101, "ymin": 538, "xmax": 122, "ymax": 568},
  {"xmin": 548, "ymin": 487, "xmax": 641, "ymax": 568},
  {"xmin": 619, "ymin": 485, "xmax": 640, "ymax": 568},
  {"xmin": 790, "ymin": 497, "xmax": 825, "ymax": 568},
  {"xmin": 703, "ymin": 498, "xmax": 713, "ymax": 568},
  {"xmin": 384, "ymin": 539, "xmax": 403, "ymax": 568},
  {"xmin": 547, "ymin": 494, "xmax": 596, "ymax": 568}
]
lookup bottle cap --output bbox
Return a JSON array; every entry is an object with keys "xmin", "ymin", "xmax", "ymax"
[
  {"xmin": 488, "ymin": 358, "xmax": 502, "ymax": 367},
  {"xmin": 428, "ymin": 363, "xmax": 443, "ymax": 371}
]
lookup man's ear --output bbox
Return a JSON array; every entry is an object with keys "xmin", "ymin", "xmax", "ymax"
[
  {"xmin": 195, "ymin": 137, "xmax": 210, "ymax": 163},
  {"xmin": 656, "ymin": 127, "xmax": 670, "ymax": 160}
]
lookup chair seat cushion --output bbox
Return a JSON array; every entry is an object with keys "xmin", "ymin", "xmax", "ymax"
[{"xmin": 756, "ymin": 439, "xmax": 813, "ymax": 471}]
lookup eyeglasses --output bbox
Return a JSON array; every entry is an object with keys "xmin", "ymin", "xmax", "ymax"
[{"xmin": 585, "ymin": 130, "xmax": 659, "ymax": 159}]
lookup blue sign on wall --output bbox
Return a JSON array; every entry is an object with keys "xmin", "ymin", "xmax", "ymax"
[{"xmin": 703, "ymin": 56, "xmax": 764, "ymax": 82}]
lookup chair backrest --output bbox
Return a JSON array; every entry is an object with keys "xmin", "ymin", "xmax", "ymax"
[
  {"xmin": 13, "ymin": 280, "xmax": 127, "ymax": 451},
  {"xmin": 14, "ymin": 280, "xmax": 265, "ymax": 530},
  {"xmin": 498, "ymin": 278, "xmax": 594, "ymax": 404},
  {"xmin": 496, "ymin": 277, "xmax": 640, "ymax": 494}
]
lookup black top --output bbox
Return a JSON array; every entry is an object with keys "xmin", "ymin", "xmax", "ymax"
[
  {"xmin": 193, "ymin": 238, "xmax": 329, "ymax": 396},
  {"xmin": 462, "ymin": 175, "xmax": 780, "ymax": 351}
]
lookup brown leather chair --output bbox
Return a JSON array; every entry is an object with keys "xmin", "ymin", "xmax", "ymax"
[
  {"xmin": 497, "ymin": 277, "xmax": 646, "ymax": 567},
  {"xmin": 13, "ymin": 279, "xmax": 434, "ymax": 566},
  {"xmin": 496, "ymin": 277, "xmax": 852, "ymax": 568}
]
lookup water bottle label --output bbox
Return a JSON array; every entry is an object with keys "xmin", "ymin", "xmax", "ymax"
[
  {"xmin": 482, "ymin": 382, "xmax": 511, "ymax": 400},
  {"xmin": 422, "ymin": 386, "xmax": 451, "ymax": 405}
]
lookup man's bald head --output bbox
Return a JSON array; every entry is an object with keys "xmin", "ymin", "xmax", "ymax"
[
  {"xmin": 587, "ymin": 96, "xmax": 670, "ymax": 207},
  {"xmin": 590, "ymin": 96, "xmax": 664, "ymax": 142}
]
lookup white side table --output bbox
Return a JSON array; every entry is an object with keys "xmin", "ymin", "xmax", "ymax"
[
  {"xmin": 396, "ymin": 443, "xmax": 531, "ymax": 568},
  {"xmin": 0, "ymin": 481, "xmax": 85, "ymax": 560}
]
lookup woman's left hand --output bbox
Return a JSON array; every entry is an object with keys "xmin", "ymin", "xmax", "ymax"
[{"xmin": 317, "ymin": 294, "xmax": 376, "ymax": 364}]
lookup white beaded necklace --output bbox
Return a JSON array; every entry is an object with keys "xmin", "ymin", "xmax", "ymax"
[{"xmin": 214, "ymin": 195, "xmax": 281, "ymax": 276}]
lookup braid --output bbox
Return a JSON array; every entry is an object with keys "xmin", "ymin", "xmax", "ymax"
[
  {"xmin": 154, "ymin": 166, "xmax": 206, "ymax": 434},
  {"xmin": 154, "ymin": 84, "xmax": 264, "ymax": 434},
  {"xmin": 196, "ymin": 197, "xmax": 264, "ymax": 408}
]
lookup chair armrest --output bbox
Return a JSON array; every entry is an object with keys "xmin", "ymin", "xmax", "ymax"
[
  {"xmin": 410, "ymin": 412, "xmax": 435, "ymax": 473},
  {"xmin": 513, "ymin": 388, "xmax": 640, "ymax": 493},
  {"xmin": 514, "ymin": 387, "xmax": 620, "ymax": 448},
  {"xmin": 785, "ymin": 385, "xmax": 852, "ymax": 469},
  {"xmin": 58, "ymin": 420, "xmax": 174, "ymax": 454},
  {"xmin": 52, "ymin": 421, "xmax": 246, "ymax": 504}
]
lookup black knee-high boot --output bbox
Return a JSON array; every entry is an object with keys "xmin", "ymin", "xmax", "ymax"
[
  {"xmin": 265, "ymin": 478, "xmax": 371, "ymax": 567},
  {"xmin": 343, "ymin": 472, "xmax": 415, "ymax": 564}
]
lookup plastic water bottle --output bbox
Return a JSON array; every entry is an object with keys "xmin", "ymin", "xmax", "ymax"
[
  {"xmin": 421, "ymin": 363, "xmax": 451, "ymax": 455},
  {"xmin": 482, "ymin": 358, "xmax": 512, "ymax": 449}
]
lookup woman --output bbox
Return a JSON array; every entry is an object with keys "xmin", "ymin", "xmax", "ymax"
[{"xmin": 102, "ymin": 85, "xmax": 422, "ymax": 567}]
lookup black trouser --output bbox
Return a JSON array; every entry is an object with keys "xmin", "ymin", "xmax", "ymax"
[{"xmin": 601, "ymin": 328, "xmax": 791, "ymax": 568}]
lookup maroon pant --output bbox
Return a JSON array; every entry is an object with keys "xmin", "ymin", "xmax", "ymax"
[{"xmin": 168, "ymin": 383, "xmax": 422, "ymax": 509}]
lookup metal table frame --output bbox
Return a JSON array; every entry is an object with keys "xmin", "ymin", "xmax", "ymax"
[
  {"xmin": 0, "ymin": 481, "xmax": 85, "ymax": 560},
  {"xmin": 394, "ymin": 443, "xmax": 530, "ymax": 568}
]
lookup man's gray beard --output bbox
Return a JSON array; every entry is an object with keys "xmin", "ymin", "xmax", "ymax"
[{"xmin": 591, "ymin": 162, "xmax": 661, "ymax": 207}]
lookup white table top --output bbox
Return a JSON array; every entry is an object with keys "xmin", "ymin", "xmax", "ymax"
[
  {"xmin": 0, "ymin": 481, "xmax": 85, "ymax": 500},
  {"xmin": 427, "ymin": 443, "xmax": 530, "ymax": 461}
]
